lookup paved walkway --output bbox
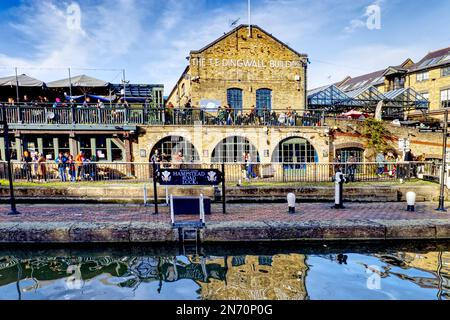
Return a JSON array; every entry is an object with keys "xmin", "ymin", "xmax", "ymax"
[
  {"xmin": 1, "ymin": 202, "xmax": 450, "ymax": 243},
  {"xmin": 0, "ymin": 202, "xmax": 449, "ymax": 223}
]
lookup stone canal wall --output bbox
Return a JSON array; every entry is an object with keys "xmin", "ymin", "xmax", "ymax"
[
  {"xmin": 1, "ymin": 202, "xmax": 449, "ymax": 243},
  {"xmin": 1, "ymin": 219, "xmax": 450, "ymax": 243}
]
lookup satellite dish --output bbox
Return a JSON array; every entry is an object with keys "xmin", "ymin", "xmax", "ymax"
[
  {"xmin": 47, "ymin": 112, "xmax": 55, "ymax": 120},
  {"xmin": 206, "ymin": 102, "xmax": 216, "ymax": 110},
  {"xmin": 229, "ymin": 18, "xmax": 240, "ymax": 28}
]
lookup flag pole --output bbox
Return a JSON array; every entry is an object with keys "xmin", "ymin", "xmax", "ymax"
[
  {"xmin": 248, "ymin": 0, "xmax": 251, "ymax": 37},
  {"xmin": 15, "ymin": 67, "xmax": 20, "ymax": 104}
]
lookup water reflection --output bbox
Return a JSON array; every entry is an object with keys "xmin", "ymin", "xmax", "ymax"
[{"xmin": 0, "ymin": 245, "xmax": 449, "ymax": 300}]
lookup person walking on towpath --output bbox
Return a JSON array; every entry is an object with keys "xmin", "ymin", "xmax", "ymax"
[{"xmin": 246, "ymin": 152, "xmax": 257, "ymax": 180}]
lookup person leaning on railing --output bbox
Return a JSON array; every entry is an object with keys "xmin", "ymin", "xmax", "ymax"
[
  {"xmin": 376, "ymin": 152, "xmax": 385, "ymax": 177},
  {"xmin": 75, "ymin": 151, "xmax": 85, "ymax": 181},
  {"xmin": 22, "ymin": 150, "xmax": 33, "ymax": 182},
  {"xmin": 55, "ymin": 152, "xmax": 68, "ymax": 182},
  {"xmin": 37, "ymin": 153, "xmax": 47, "ymax": 182},
  {"xmin": 346, "ymin": 153, "xmax": 357, "ymax": 182}
]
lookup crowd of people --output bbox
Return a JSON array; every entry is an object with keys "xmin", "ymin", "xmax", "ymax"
[
  {"xmin": 3, "ymin": 95, "xmax": 323, "ymax": 127},
  {"xmin": 20, "ymin": 150, "xmax": 98, "ymax": 183},
  {"xmin": 163, "ymin": 102, "xmax": 320, "ymax": 127},
  {"xmin": 3, "ymin": 95, "xmax": 132, "ymax": 109},
  {"xmin": 150, "ymin": 149, "xmax": 259, "ymax": 181},
  {"xmin": 150, "ymin": 149, "xmax": 186, "ymax": 171},
  {"xmin": 333, "ymin": 149, "xmax": 424, "ymax": 183}
]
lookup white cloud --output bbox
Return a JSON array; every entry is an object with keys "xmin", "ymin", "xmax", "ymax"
[
  {"xmin": 0, "ymin": 0, "xmax": 443, "ymax": 97},
  {"xmin": 309, "ymin": 44, "xmax": 420, "ymax": 89},
  {"xmin": 344, "ymin": 0, "xmax": 384, "ymax": 33},
  {"xmin": 344, "ymin": 19, "xmax": 366, "ymax": 33},
  {"xmin": 0, "ymin": 0, "xmax": 148, "ymax": 82}
]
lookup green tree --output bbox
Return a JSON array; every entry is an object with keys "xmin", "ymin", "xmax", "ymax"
[{"xmin": 363, "ymin": 118, "xmax": 390, "ymax": 153}]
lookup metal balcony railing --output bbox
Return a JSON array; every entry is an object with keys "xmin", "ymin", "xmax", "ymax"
[
  {"xmin": 0, "ymin": 103, "xmax": 325, "ymax": 127},
  {"xmin": 0, "ymin": 161, "xmax": 435, "ymax": 183}
]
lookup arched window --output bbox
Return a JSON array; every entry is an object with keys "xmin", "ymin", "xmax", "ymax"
[
  {"xmin": 256, "ymin": 88, "xmax": 272, "ymax": 114},
  {"xmin": 272, "ymin": 137, "xmax": 318, "ymax": 163},
  {"xmin": 227, "ymin": 88, "xmax": 243, "ymax": 113},
  {"xmin": 151, "ymin": 136, "xmax": 200, "ymax": 163},
  {"xmin": 212, "ymin": 136, "xmax": 259, "ymax": 163}
]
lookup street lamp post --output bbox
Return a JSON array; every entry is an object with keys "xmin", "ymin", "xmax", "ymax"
[
  {"xmin": 1, "ymin": 104, "xmax": 20, "ymax": 215},
  {"xmin": 437, "ymin": 108, "xmax": 448, "ymax": 212}
]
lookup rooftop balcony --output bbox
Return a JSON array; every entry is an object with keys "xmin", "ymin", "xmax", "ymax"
[{"xmin": 0, "ymin": 103, "xmax": 325, "ymax": 131}]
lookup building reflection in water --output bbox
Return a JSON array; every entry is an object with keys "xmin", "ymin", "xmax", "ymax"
[
  {"xmin": 375, "ymin": 252, "xmax": 450, "ymax": 300},
  {"xmin": 0, "ymin": 251, "xmax": 448, "ymax": 300},
  {"xmin": 0, "ymin": 254, "xmax": 308, "ymax": 299}
]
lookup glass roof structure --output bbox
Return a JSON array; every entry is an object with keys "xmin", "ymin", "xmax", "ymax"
[
  {"xmin": 307, "ymin": 85, "xmax": 429, "ymax": 118},
  {"xmin": 307, "ymin": 85, "xmax": 352, "ymax": 112}
]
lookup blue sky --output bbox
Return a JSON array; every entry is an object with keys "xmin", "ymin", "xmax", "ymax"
[{"xmin": 0, "ymin": 0, "xmax": 449, "ymax": 94}]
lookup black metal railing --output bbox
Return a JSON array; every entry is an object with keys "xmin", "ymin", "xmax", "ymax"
[
  {"xmin": 0, "ymin": 103, "xmax": 324, "ymax": 127},
  {"xmin": 0, "ymin": 161, "xmax": 435, "ymax": 184}
]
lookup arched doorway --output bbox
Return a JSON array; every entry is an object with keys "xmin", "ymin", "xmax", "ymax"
[
  {"xmin": 336, "ymin": 148, "xmax": 364, "ymax": 163},
  {"xmin": 272, "ymin": 137, "xmax": 318, "ymax": 164},
  {"xmin": 271, "ymin": 137, "xmax": 319, "ymax": 181},
  {"xmin": 211, "ymin": 136, "xmax": 259, "ymax": 163},
  {"xmin": 150, "ymin": 136, "xmax": 200, "ymax": 163}
]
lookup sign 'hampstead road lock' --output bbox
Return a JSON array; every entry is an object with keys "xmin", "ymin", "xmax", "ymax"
[{"xmin": 157, "ymin": 169, "xmax": 223, "ymax": 186}]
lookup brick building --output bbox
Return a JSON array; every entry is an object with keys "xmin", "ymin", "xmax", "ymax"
[
  {"xmin": 333, "ymin": 46, "xmax": 450, "ymax": 116},
  {"xmin": 167, "ymin": 25, "xmax": 308, "ymax": 114}
]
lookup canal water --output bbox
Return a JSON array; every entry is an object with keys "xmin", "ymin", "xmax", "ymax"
[{"xmin": 0, "ymin": 242, "xmax": 449, "ymax": 300}]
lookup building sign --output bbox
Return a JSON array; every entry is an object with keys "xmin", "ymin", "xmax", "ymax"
[
  {"xmin": 157, "ymin": 169, "xmax": 223, "ymax": 186},
  {"xmin": 200, "ymin": 99, "xmax": 221, "ymax": 111},
  {"xmin": 192, "ymin": 57, "xmax": 303, "ymax": 69}
]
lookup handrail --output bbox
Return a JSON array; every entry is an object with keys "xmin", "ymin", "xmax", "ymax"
[
  {"xmin": 0, "ymin": 161, "xmax": 437, "ymax": 183},
  {"xmin": 0, "ymin": 103, "xmax": 324, "ymax": 127}
]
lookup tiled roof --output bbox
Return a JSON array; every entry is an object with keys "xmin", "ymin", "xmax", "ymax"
[
  {"xmin": 410, "ymin": 46, "xmax": 450, "ymax": 72},
  {"xmin": 336, "ymin": 59, "xmax": 413, "ymax": 92},
  {"xmin": 338, "ymin": 69, "xmax": 386, "ymax": 91}
]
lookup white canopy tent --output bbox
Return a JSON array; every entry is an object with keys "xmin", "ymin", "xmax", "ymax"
[
  {"xmin": 0, "ymin": 74, "xmax": 44, "ymax": 87},
  {"xmin": 46, "ymin": 74, "xmax": 109, "ymax": 88}
]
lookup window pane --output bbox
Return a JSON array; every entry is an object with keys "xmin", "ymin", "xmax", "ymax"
[
  {"xmin": 442, "ymin": 67, "xmax": 450, "ymax": 77},
  {"xmin": 256, "ymin": 89, "xmax": 272, "ymax": 114},
  {"xmin": 43, "ymin": 137, "xmax": 55, "ymax": 160},
  {"xmin": 227, "ymin": 88, "xmax": 243, "ymax": 112},
  {"xmin": 79, "ymin": 137, "xmax": 92, "ymax": 159},
  {"xmin": 212, "ymin": 136, "xmax": 258, "ymax": 163},
  {"xmin": 111, "ymin": 140, "xmax": 124, "ymax": 162},
  {"xmin": 95, "ymin": 136, "xmax": 107, "ymax": 160},
  {"xmin": 274, "ymin": 137, "xmax": 317, "ymax": 163},
  {"xmin": 59, "ymin": 137, "xmax": 70, "ymax": 156}
]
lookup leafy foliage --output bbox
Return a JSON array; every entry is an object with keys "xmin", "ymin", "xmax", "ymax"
[{"xmin": 362, "ymin": 118, "xmax": 390, "ymax": 152}]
